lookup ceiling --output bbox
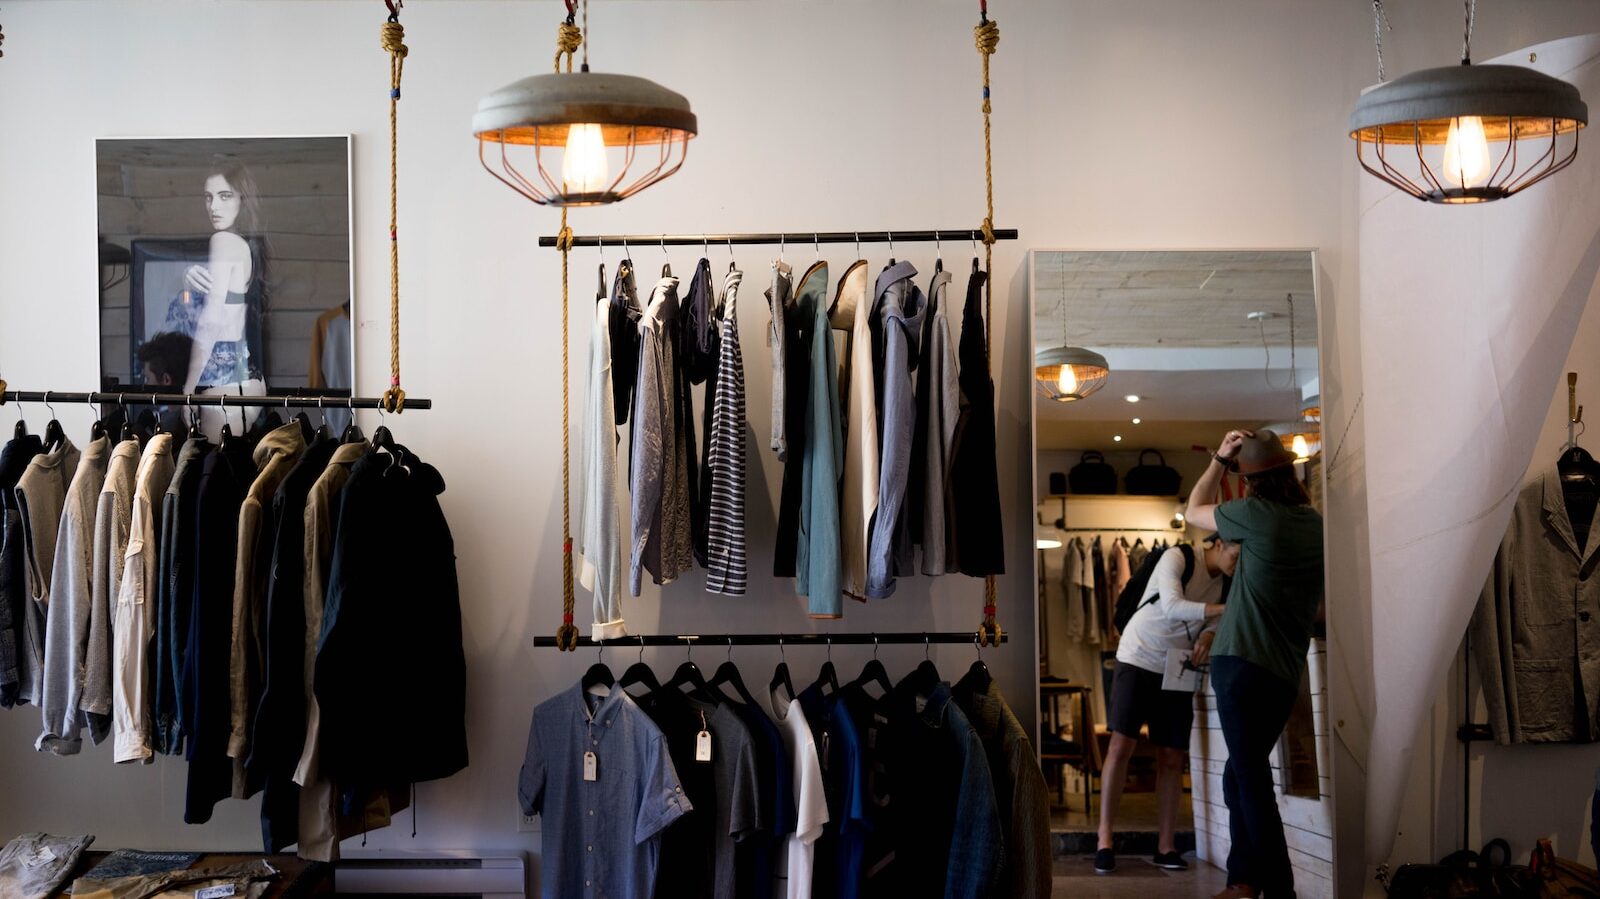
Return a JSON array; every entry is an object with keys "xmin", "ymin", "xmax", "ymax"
[{"xmin": 1033, "ymin": 249, "xmax": 1318, "ymax": 349}]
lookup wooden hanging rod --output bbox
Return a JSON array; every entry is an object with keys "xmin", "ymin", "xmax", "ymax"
[
  {"xmin": 532, "ymin": 631, "xmax": 1008, "ymax": 648},
  {"xmin": 0, "ymin": 390, "xmax": 432, "ymax": 410},
  {"xmin": 537, "ymin": 228, "xmax": 1020, "ymax": 249}
]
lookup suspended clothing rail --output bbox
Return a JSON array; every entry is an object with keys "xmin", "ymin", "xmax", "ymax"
[
  {"xmin": 532, "ymin": 631, "xmax": 1009, "ymax": 648},
  {"xmin": 1051, "ymin": 527, "xmax": 1183, "ymax": 534},
  {"xmin": 536, "ymin": 228, "xmax": 1020, "ymax": 249},
  {"xmin": 0, "ymin": 390, "xmax": 432, "ymax": 410}
]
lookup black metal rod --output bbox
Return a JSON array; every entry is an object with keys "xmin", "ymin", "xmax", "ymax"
[
  {"xmin": 537, "ymin": 228, "xmax": 1019, "ymax": 249},
  {"xmin": 533, "ymin": 631, "xmax": 1008, "ymax": 648},
  {"xmin": 1, "ymin": 390, "xmax": 432, "ymax": 410}
]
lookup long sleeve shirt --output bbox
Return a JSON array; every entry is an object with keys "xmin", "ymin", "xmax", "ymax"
[
  {"xmin": 581, "ymin": 295, "xmax": 625, "ymax": 636},
  {"xmin": 914, "ymin": 270, "xmax": 959, "ymax": 575},
  {"xmin": 14, "ymin": 437, "xmax": 80, "ymax": 707},
  {"xmin": 835, "ymin": 261, "xmax": 877, "ymax": 602},
  {"xmin": 793, "ymin": 262, "xmax": 844, "ymax": 618},
  {"xmin": 766, "ymin": 261, "xmax": 794, "ymax": 458},
  {"xmin": 629, "ymin": 277, "xmax": 690, "ymax": 595},
  {"xmin": 112, "ymin": 434, "xmax": 175, "ymax": 762},
  {"xmin": 866, "ymin": 261, "xmax": 927, "ymax": 599},
  {"xmin": 704, "ymin": 268, "xmax": 748, "ymax": 596},
  {"xmin": 948, "ymin": 269, "xmax": 1005, "ymax": 576},
  {"xmin": 85, "ymin": 439, "xmax": 141, "ymax": 745},
  {"xmin": 36, "ymin": 436, "xmax": 108, "ymax": 754},
  {"xmin": 1115, "ymin": 546, "xmax": 1221, "ymax": 675}
]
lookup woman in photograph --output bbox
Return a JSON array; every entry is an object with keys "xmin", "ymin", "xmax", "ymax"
[{"xmin": 155, "ymin": 155, "xmax": 268, "ymax": 437}]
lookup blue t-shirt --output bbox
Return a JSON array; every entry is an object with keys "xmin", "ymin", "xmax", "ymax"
[{"xmin": 800, "ymin": 684, "xmax": 867, "ymax": 898}]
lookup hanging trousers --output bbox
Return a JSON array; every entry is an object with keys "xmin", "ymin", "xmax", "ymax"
[{"xmin": 1212, "ymin": 655, "xmax": 1300, "ymax": 899}]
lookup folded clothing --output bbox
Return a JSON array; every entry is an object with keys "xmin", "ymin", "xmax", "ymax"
[
  {"xmin": 71, "ymin": 857, "xmax": 277, "ymax": 899},
  {"xmin": 0, "ymin": 832, "xmax": 95, "ymax": 899}
]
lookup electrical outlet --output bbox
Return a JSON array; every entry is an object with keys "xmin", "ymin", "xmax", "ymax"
[{"xmin": 518, "ymin": 810, "xmax": 540, "ymax": 833}]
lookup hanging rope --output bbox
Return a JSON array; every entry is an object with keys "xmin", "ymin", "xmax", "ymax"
[
  {"xmin": 974, "ymin": 1, "xmax": 1003, "ymax": 648},
  {"xmin": 553, "ymin": 6, "xmax": 583, "ymax": 652},
  {"xmin": 380, "ymin": 3, "xmax": 408, "ymax": 413}
]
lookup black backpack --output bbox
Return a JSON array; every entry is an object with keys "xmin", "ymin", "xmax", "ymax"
[{"xmin": 1112, "ymin": 544, "xmax": 1195, "ymax": 634}]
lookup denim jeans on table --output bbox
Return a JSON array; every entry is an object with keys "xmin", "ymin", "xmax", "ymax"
[{"xmin": 1211, "ymin": 654, "xmax": 1300, "ymax": 899}]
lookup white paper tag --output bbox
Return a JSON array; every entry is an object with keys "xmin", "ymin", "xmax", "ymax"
[
  {"xmin": 583, "ymin": 750, "xmax": 598, "ymax": 781},
  {"xmin": 196, "ymin": 885, "xmax": 238, "ymax": 899},
  {"xmin": 1162, "ymin": 649, "xmax": 1204, "ymax": 693},
  {"xmin": 696, "ymin": 729, "xmax": 713, "ymax": 763}
]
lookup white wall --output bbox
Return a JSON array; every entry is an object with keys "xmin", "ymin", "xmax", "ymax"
[{"xmin": 3, "ymin": 2, "xmax": 1599, "ymax": 895}]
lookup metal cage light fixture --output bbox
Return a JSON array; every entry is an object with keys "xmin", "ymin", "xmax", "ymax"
[
  {"xmin": 1349, "ymin": 0, "xmax": 1586, "ymax": 205},
  {"xmin": 472, "ymin": 0, "xmax": 697, "ymax": 207},
  {"xmin": 1035, "ymin": 258, "xmax": 1109, "ymax": 403}
]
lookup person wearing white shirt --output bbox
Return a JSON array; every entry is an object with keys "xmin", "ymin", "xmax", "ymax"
[{"xmin": 1095, "ymin": 535, "xmax": 1239, "ymax": 875}]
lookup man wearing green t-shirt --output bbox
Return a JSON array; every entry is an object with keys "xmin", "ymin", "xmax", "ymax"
[{"xmin": 1185, "ymin": 429, "xmax": 1324, "ymax": 899}]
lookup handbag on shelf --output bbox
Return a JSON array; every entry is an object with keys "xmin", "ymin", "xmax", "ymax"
[
  {"xmin": 1067, "ymin": 451, "xmax": 1117, "ymax": 495},
  {"xmin": 1125, "ymin": 449, "xmax": 1182, "ymax": 496},
  {"xmin": 1385, "ymin": 840, "xmax": 1538, "ymax": 898}
]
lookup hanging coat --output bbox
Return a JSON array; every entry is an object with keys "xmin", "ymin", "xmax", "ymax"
[{"xmin": 947, "ymin": 269, "xmax": 1006, "ymax": 576}]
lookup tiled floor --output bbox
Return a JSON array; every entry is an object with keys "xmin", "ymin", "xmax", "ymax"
[
  {"xmin": 1050, "ymin": 790, "xmax": 1190, "ymax": 831},
  {"xmin": 1052, "ymin": 854, "xmax": 1228, "ymax": 898}
]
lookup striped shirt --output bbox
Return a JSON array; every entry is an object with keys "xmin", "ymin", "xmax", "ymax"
[{"xmin": 705, "ymin": 269, "xmax": 748, "ymax": 595}]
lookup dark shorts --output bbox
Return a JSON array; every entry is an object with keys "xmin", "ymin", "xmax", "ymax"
[{"xmin": 1107, "ymin": 661, "xmax": 1196, "ymax": 750}]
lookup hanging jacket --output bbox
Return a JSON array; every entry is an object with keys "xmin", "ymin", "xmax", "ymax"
[
  {"xmin": 582, "ymin": 293, "xmax": 625, "ymax": 636},
  {"xmin": 793, "ymin": 262, "xmax": 844, "ymax": 618},
  {"xmin": 0, "ymin": 433, "xmax": 43, "ymax": 707},
  {"xmin": 683, "ymin": 259, "xmax": 721, "ymax": 567},
  {"xmin": 250, "ymin": 435, "xmax": 338, "ymax": 851},
  {"xmin": 833, "ymin": 260, "xmax": 877, "ymax": 602},
  {"xmin": 767, "ymin": 260, "xmax": 795, "ymax": 458},
  {"xmin": 773, "ymin": 265, "xmax": 808, "ymax": 578},
  {"xmin": 630, "ymin": 276, "xmax": 693, "ymax": 594},
  {"xmin": 912, "ymin": 270, "xmax": 960, "ymax": 575},
  {"xmin": 112, "ymin": 433, "xmax": 175, "ymax": 763},
  {"xmin": 609, "ymin": 259, "xmax": 643, "ymax": 427},
  {"xmin": 14, "ymin": 436, "xmax": 80, "ymax": 708},
  {"xmin": 184, "ymin": 436, "xmax": 258, "ymax": 824},
  {"xmin": 85, "ymin": 439, "xmax": 140, "ymax": 745},
  {"xmin": 154, "ymin": 436, "xmax": 212, "ymax": 755},
  {"xmin": 866, "ymin": 261, "xmax": 928, "ymax": 599},
  {"xmin": 36, "ymin": 435, "xmax": 108, "ymax": 753},
  {"xmin": 316, "ymin": 445, "xmax": 466, "ymax": 792},
  {"xmin": 947, "ymin": 269, "xmax": 1005, "ymax": 577}
]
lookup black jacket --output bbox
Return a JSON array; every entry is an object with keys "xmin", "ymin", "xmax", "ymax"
[
  {"xmin": 315, "ymin": 445, "xmax": 466, "ymax": 794},
  {"xmin": 948, "ymin": 269, "xmax": 1006, "ymax": 576}
]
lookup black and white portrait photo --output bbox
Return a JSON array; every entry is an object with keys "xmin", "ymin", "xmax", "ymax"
[{"xmin": 97, "ymin": 136, "xmax": 354, "ymax": 439}]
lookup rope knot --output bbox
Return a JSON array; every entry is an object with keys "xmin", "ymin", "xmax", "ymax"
[
  {"xmin": 555, "ymin": 225, "xmax": 576, "ymax": 252},
  {"xmin": 555, "ymin": 623, "xmax": 580, "ymax": 652},
  {"xmin": 381, "ymin": 386, "xmax": 406, "ymax": 414},
  {"xmin": 974, "ymin": 19, "xmax": 999, "ymax": 55},
  {"xmin": 980, "ymin": 217, "xmax": 996, "ymax": 246},
  {"xmin": 0, "ymin": 380, "xmax": 7, "ymax": 404},
  {"xmin": 380, "ymin": 21, "xmax": 408, "ymax": 58},
  {"xmin": 554, "ymin": 21, "xmax": 583, "ymax": 71}
]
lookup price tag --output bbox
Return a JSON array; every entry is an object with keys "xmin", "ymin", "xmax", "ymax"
[
  {"xmin": 583, "ymin": 750, "xmax": 598, "ymax": 782},
  {"xmin": 696, "ymin": 729, "xmax": 713, "ymax": 762},
  {"xmin": 196, "ymin": 886, "xmax": 237, "ymax": 899}
]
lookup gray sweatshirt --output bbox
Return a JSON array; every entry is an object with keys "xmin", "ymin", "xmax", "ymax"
[
  {"xmin": 920, "ymin": 271, "xmax": 960, "ymax": 575},
  {"xmin": 36, "ymin": 435, "xmax": 109, "ymax": 754},
  {"xmin": 13, "ymin": 437, "xmax": 81, "ymax": 705},
  {"xmin": 84, "ymin": 439, "xmax": 141, "ymax": 745},
  {"xmin": 866, "ymin": 262, "xmax": 927, "ymax": 598}
]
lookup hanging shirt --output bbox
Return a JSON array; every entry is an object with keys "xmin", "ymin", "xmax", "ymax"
[
  {"xmin": 866, "ymin": 261, "xmax": 928, "ymax": 599},
  {"xmin": 636, "ymin": 687, "xmax": 720, "ymax": 896},
  {"xmin": 610, "ymin": 260, "xmax": 643, "ymax": 428},
  {"xmin": 766, "ymin": 260, "xmax": 794, "ymax": 458},
  {"xmin": 947, "ymin": 269, "xmax": 1005, "ymax": 576},
  {"xmin": 0, "ymin": 432, "xmax": 43, "ymax": 707},
  {"xmin": 1212, "ymin": 497, "xmax": 1324, "ymax": 687},
  {"xmin": 793, "ymin": 263, "xmax": 844, "ymax": 618},
  {"xmin": 952, "ymin": 671, "xmax": 1053, "ymax": 899},
  {"xmin": 519, "ymin": 684, "xmax": 692, "ymax": 899},
  {"xmin": 581, "ymin": 294, "xmax": 625, "ymax": 636},
  {"xmin": 773, "ymin": 266, "xmax": 809, "ymax": 579},
  {"xmin": 695, "ymin": 699, "xmax": 762, "ymax": 899},
  {"xmin": 772, "ymin": 696, "xmax": 828, "ymax": 899},
  {"xmin": 112, "ymin": 433, "xmax": 175, "ymax": 763},
  {"xmin": 798, "ymin": 684, "xmax": 866, "ymax": 898},
  {"xmin": 834, "ymin": 260, "xmax": 877, "ymax": 603},
  {"xmin": 36, "ymin": 435, "xmax": 108, "ymax": 753},
  {"xmin": 705, "ymin": 268, "xmax": 749, "ymax": 596},
  {"xmin": 14, "ymin": 436, "xmax": 80, "ymax": 707},
  {"xmin": 84, "ymin": 439, "xmax": 140, "ymax": 746},
  {"xmin": 684, "ymin": 260, "xmax": 721, "ymax": 570},
  {"xmin": 726, "ymin": 696, "xmax": 788, "ymax": 897},
  {"xmin": 630, "ymin": 276, "xmax": 692, "ymax": 595},
  {"xmin": 154, "ymin": 436, "xmax": 212, "ymax": 756},
  {"xmin": 912, "ymin": 269, "xmax": 960, "ymax": 575}
]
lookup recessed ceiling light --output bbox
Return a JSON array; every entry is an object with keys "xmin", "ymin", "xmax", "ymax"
[
  {"xmin": 1113, "ymin": 435, "xmax": 1123, "ymax": 442},
  {"xmin": 1036, "ymin": 537, "xmax": 1063, "ymax": 550},
  {"xmin": 1124, "ymin": 395, "xmax": 1141, "ymax": 404},
  {"xmin": 1132, "ymin": 418, "xmax": 1142, "ymax": 425}
]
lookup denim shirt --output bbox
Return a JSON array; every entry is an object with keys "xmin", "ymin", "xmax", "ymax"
[
  {"xmin": 866, "ymin": 261, "xmax": 927, "ymax": 598},
  {"xmin": 520, "ymin": 684, "xmax": 692, "ymax": 899}
]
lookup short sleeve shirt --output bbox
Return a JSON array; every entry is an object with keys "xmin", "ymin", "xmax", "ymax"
[
  {"xmin": 519, "ymin": 685, "xmax": 692, "ymax": 899},
  {"xmin": 1212, "ymin": 497, "xmax": 1325, "ymax": 684}
]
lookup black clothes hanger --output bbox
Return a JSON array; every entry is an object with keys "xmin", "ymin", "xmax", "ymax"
[
  {"xmin": 659, "ymin": 235, "xmax": 672, "ymax": 278},
  {"xmin": 341, "ymin": 397, "xmax": 365, "ymax": 444},
  {"xmin": 934, "ymin": 230, "xmax": 944, "ymax": 274},
  {"xmin": 581, "ymin": 643, "xmax": 615, "ymax": 695},
  {"xmin": 1559, "ymin": 443, "xmax": 1600, "ymax": 484},
  {"xmin": 955, "ymin": 635, "xmax": 992, "ymax": 695},
  {"xmin": 88, "ymin": 395, "xmax": 106, "ymax": 442},
  {"xmin": 186, "ymin": 396, "xmax": 204, "ymax": 441},
  {"xmin": 894, "ymin": 635, "xmax": 943, "ymax": 699},
  {"xmin": 707, "ymin": 639, "xmax": 761, "ymax": 708},
  {"xmin": 770, "ymin": 636, "xmax": 796, "ymax": 706},
  {"xmin": 808, "ymin": 637, "xmax": 840, "ymax": 696},
  {"xmin": 664, "ymin": 641, "xmax": 719, "ymax": 706},
  {"xmin": 12, "ymin": 397, "xmax": 27, "ymax": 440},
  {"xmin": 41, "ymin": 393, "xmax": 65, "ymax": 453},
  {"xmin": 118, "ymin": 395, "xmax": 138, "ymax": 443},
  {"xmin": 314, "ymin": 398, "xmax": 335, "ymax": 443},
  {"xmin": 846, "ymin": 635, "xmax": 894, "ymax": 698},
  {"xmin": 619, "ymin": 637, "xmax": 662, "ymax": 696}
]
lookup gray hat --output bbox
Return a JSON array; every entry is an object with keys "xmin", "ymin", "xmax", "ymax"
[{"xmin": 1237, "ymin": 430, "xmax": 1296, "ymax": 476}]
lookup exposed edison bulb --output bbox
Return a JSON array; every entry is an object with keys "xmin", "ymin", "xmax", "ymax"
[
  {"xmin": 1036, "ymin": 537, "xmax": 1063, "ymax": 550},
  {"xmin": 1292, "ymin": 434, "xmax": 1311, "ymax": 461},
  {"xmin": 1056, "ymin": 365, "xmax": 1078, "ymax": 395},
  {"xmin": 561, "ymin": 123, "xmax": 609, "ymax": 195},
  {"xmin": 1441, "ymin": 116, "xmax": 1491, "ymax": 187}
]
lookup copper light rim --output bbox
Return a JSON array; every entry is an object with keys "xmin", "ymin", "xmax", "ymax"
[
  {"xmin": 1034, "ymin": 345, "xmax": 1111, "ymax": 403},
  {"xmin": 1348, "ymin": 63, "xmax": 1588, "ymax": 143},
  {"xmin": 1351, "ymin": 114, "xmax": 1584, "ymax": 145}
]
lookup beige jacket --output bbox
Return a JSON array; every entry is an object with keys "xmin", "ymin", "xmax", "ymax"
[
  {"xmin": 112, "ymin": 434, "xmax": 174, "ymax": 763},
  {"xmin": 832, "ymin": 261, "xmax": 875, "ymax": 601},
  {"xmin": 227, "ymin": 422, "xmax": 306, "ymax": 764},
  {"xmin": 1473, "ymin": 469, "xmax": 1600, "ymax": 743}
]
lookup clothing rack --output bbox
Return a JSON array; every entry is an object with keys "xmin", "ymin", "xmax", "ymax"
[
  {"xmin": 1051, "ymin": 527, "xmax": 1180, "ymax": 534},
  {"xmin": 532, "ymin": 631, "xmax": 1008, "ymax": 648},
  {"xmin": 0, "ymin": 390, "xmax": 432, "ymax": 411},
  {"xmin": 536, "ymin": 228, "xmax": 1020, "ymax": 249}
]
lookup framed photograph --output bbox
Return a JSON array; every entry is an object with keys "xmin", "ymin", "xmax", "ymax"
[{"xmin": 96, "ymin": 135, "xmax": 354, "ymax": 436}]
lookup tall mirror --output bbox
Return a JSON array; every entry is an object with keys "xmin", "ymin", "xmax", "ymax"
[{"xmin": 1030, "ymin": 250, "xmax": 1332, "ymax": 889}]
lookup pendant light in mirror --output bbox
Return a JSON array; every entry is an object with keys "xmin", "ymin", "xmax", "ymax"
[
  {"xmin": 1035, "ymin": 258, "xmax": 1109, "ymax": 402},
  {"xmin": 1348, "ymin": 0, "xmax": 1586, "ymax": 204},
  {"xmin": 473, "ymin": 1, "xmax": 697, "ymax": 206}
]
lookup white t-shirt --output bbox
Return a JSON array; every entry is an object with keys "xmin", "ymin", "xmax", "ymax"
[
  {"xmin": 1115, "ymin": 546, "xmax": 1224, "ymax": 674},
  {"xmin": 772, "ymin": 697, "xmax": 828, "ymax": 899}
]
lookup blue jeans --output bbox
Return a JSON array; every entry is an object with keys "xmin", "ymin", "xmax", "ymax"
[{"xmin": 1211, "ymin": 655, "xmax": 1300, "ymax": 899}]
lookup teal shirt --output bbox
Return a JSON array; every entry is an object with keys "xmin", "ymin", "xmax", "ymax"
[{"xmin": 1212, "ymin": 497, "xmax": 1325, "ymax": 684}]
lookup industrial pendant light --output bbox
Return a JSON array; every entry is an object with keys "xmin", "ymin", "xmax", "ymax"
[
  {"xmin": 472, "ymin": 0, "xmax": 697, "ymax": 207},
  {"xmin": 1035, "ymin": 258, "xmax": 1109, "ymax": 403},
  {"xmin": 1349, "ymin": 0, "xmax": 1586, "ymax": 204}
]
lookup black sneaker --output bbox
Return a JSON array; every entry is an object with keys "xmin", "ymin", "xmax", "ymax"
[
  {"xmin": 1094, "ymin": 848, "xmax": 1116, "ymax": 874},
  {"xmin": 1152, "ymin": 851, "xmax": 1188, "ymax": 870}
]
